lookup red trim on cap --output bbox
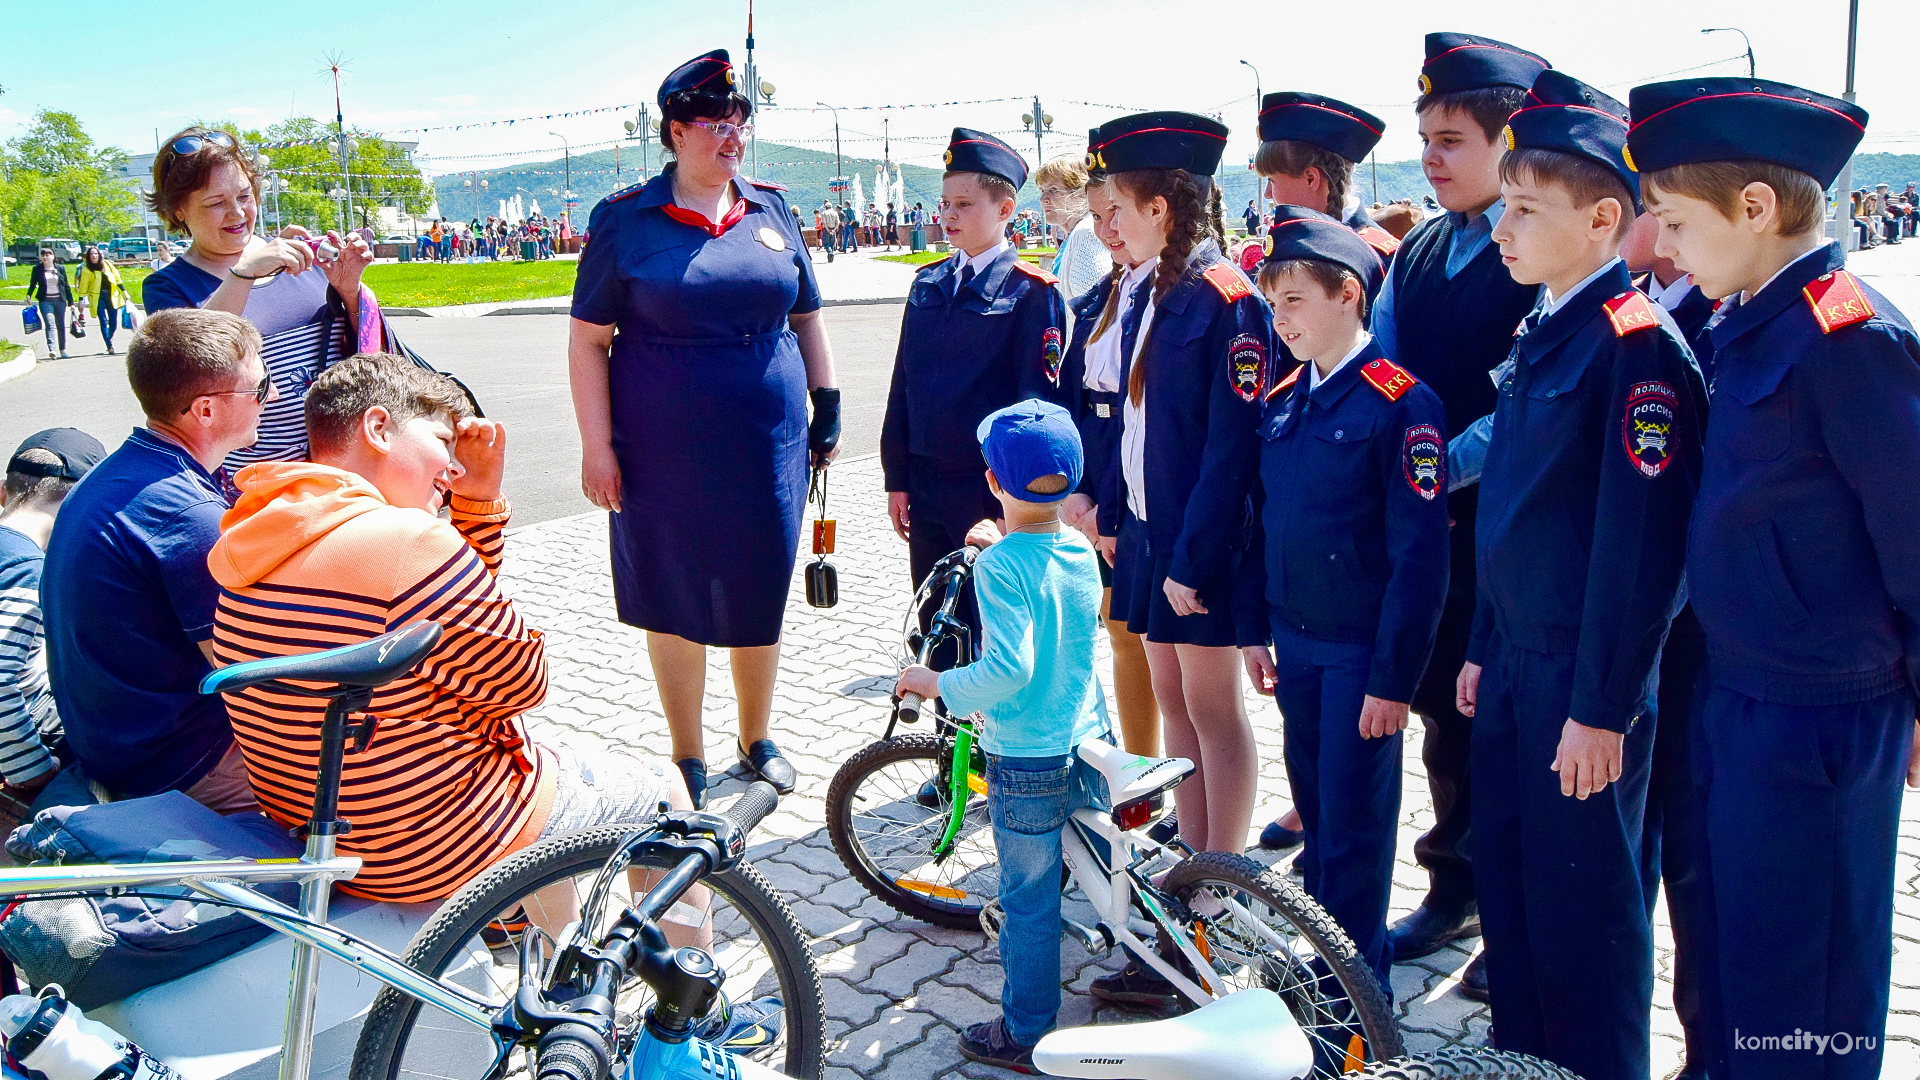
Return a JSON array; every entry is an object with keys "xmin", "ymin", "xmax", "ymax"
[
  {"xmin": 1424, "ymin": 42, "xmax": 1548, "ymax": 69},
  {"xmin": 1508, "ymin": 103, "xmax": 1628, "ymax": 126},
  {"xmin": 1629, "ymin": 90, "xmax": 1865, "ymax": 134},
  {"xmin": 949, "ymin": 139, "xmax": 1009, "ymax": 150},
  {"xmin": 1104, "ymin": 126, "xmax": 1229, "ymax": 144},
  {"xmin": 1257, "ymin": 101, "xmax": 1384, "ymax": 137}
]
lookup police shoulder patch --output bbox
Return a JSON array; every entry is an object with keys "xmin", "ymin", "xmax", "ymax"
[
  {"xmin": 1603, "ymin": 291, "xmax": 1661, "ymax": 337},
  {"xmin": 1403, "ymin": 424, "xmax": 1446, "ymax": 501},
  {"xmin": 1359, "ymin": 357, "xmax": 1417, "ymax": 401},
  {"xmin": 1202, "ymin": 262, "xmax": 1254, "ymax": 303},
  {"xmin": 1356, "ymin": 225, "xmax": 1401, "ymax": 257},
  {"xmin": 1265, "ymin": 363, "xmax": 1302, "ymax": 401},
  {"xmin": 603, "ymin": 181, "xmax": 648, "ymax": 204},
  {"xmin": 1041, "ymin": 326, "xmax": 1064, "ymax": 386},
  {"xmin": 1623, "ymin": 381, "xmax": 1679, "ymax": 478},
  {"xmin": 1229, "ymin": 333, "xmax": 1266, "ymax": 402},
  {"xmin": 1010, "ymin": 259, "xmax": 1059, "ymax": 285},
  {"xmin": 1803, "ymin": 270, "xmax": 1875, "ymax": 334}
]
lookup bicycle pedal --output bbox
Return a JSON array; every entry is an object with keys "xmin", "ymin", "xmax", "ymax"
[{"xmin": 980, "ymin": 898, "xmax": 1004, "ymax": 943}]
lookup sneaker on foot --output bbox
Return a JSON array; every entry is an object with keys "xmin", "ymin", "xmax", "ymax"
[
  {"xmin": 692, "ymin": 994, "xmax": 786, "ymax": 1050},
  {"xmin": 1088, "ymin": 960, "xmax": 1184, "ymax": 1010},
  {"xmin": 957, "ymin": 1018, "xmax": 1036, "ymax": 1074}
]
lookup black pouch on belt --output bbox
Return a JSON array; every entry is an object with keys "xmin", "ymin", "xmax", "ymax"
[{"xmin": 806, "ymin": 467, "xmax": 838, "ymax": 608}]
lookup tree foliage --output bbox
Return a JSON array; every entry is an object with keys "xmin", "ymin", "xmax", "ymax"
[
  {"xmin": 0, "ymin": 109, "xmax": 137, "ymax": 244},
  {"xmin": 246, "ymin": 117, "xmax": 432, "ymax": 233}
]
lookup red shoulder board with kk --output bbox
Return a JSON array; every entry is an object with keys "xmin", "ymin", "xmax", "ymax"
[
  {"xmin": 747, "ymin": 177, "xmax": 788, "ymax": 192},
  {"xmin": 1603, "ymin": 291, "xmax": 1661, "ymax": 337},
  {"xmin": 1202, "ymin": 263, "xmax": 1254, "ymax": 303},
  {"xmin": 1356, "ymin": 225, "xmax": 1401, "ymax": 257},
  {"xmin": 1803, "ymin": 270, "xmax": 1876, "ymax": 334},
  {"xmin": 1265, "ymin": 363, "xmax": 1303, "ymax": 401},
  {"xmin": 1359, "ymin": 357, "xmax": 1418, "ymax": 401},
  {"xmin": 603, "ymin": 181, "xmax": 648, "ymax": 204},
  {"xmin": 1009, "ymin": 260, "xmax": 1059, "ymax": 285}
]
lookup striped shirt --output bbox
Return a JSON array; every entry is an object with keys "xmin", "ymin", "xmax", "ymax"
[
  {"xmin": 208, "ymin": 464, "xmax": 552, "ymax": 902},
  {"xmin": 0, "ymin": 526, "xmax": 57, "ymax": 784}
]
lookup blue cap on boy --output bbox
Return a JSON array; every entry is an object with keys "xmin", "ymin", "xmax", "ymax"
[{"xmin": 975, "ymin": 400, "xmax": 1083, "ymax": 503}]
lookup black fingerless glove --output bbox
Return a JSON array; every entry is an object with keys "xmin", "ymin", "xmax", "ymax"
[{"xmin": 808, "ymin": 387, "xmax": 842, "ymax": 456}]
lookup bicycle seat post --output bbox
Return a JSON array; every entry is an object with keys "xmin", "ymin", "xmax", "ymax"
[{"xmin": 279, "ymin": 684, "xmax": 369, "ymax": 1080}]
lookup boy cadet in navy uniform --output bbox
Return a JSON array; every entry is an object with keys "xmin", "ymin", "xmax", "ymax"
[
  {"xmin": 1254, "ymin": 92, "xmax": 1402, "ymax": 260},
  {"xmin": 1631, "ymin": 79, "xmax": 1920, "ymax": 1080},
  {"xmin": 882, "ymin": 129, "xmax": 1070, "ymax": 657},
  {"xmin": 1235, "ymin": 207, "xmax": 1450, "ymax": 991},
  {"xmin": 1372, "ymin": 33, "xmax": 1549, "ymax": 990},
  {"xmin": 1459, "ymin": 70, "xmax": 1706, "ymax": 1080}
]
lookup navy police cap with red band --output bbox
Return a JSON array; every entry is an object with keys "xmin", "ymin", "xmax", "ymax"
[
  {"xmin": 1507, "ymin": 70, "xmax": 1640, "ymax": 209},
  {"xmin": 658, "ymin": 49, "xmax": 735, "ymax": 109},
  {"xmin": 943, "ymin": 128, "xmax": 1029, "ymax": 190},
  {"xmin": 1087, "ymin": 112, "xmax": 1229, "ymax": 176},
  {"xmin": 1261, "ymin": 205, "xmax": 1387, "ymax": 302},
  {"xmin": 1626, "ymin": 77, "xmax": 1867, "ymax": 188},
  {"xmin": 1420, "ymin": 33, "xmax": 1550, "ymax": 97},
  {"xmin": 1257, "ymin": 93, "xmax": 1384, "ymax": 163}
]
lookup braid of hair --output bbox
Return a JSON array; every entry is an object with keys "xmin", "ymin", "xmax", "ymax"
[
  {"xmin": 1085, "ymin": 259, "xmax": 1129, "ymax": 345},
  {"xmin": 1205, "ymin": 182, "xmax": 1228, "ymax": 252},
  {"xmin": 1115, "ymin": 169, "xmax": 1209, "ymax": 405}
]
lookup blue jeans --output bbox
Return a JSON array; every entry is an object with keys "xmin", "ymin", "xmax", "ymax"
[
  {"xmin": 37, "ymin": 300, "xmax": 66, "ymax": 352},
  {"xmin": 96, "ymin": 295, "xmax": 118, "ymax": 350},
  {"xmin": 986, "ymin": 748, "xmax": 1109, "ymax": 1046}
]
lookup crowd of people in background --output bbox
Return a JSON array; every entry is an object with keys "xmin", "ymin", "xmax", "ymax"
[
  {"xmin": 1852, "ymin": 180, "xmax": 1920, "ymax": 246},
  {"xmin": 409, "ymin": 213, "xmax": 573, "ymax": 262}
]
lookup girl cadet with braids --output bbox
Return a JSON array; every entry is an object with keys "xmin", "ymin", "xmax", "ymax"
[{"xmin": 1083, "ymin": 116, "xmax": 1273, "ymax": 1006}]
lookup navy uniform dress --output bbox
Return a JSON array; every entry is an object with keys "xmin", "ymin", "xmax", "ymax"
[
  {"xmin": 880, "ymin": 245, "xmax": 1070, "ymax": 602},
  {"xmin": 1104, "ymin": 242, "xmax": 1271, "ymax": 645},
  {"xmin": 1468, "ymin": 263, "xmax": 1706, "ymax": 1080},
  {"xmin": 1235, "ymin": 341, "xmax": 1449, "ymax": 988},
  {"xmin": 1686, "ymin": 246, "xmax": 1920, "ymax": 1080},
  {"xmin": 571, "ymin": 167, "xmax": 818, "ymax": 647}
]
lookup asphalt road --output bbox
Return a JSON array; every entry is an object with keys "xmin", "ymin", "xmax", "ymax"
[{"xmin": 0, "ymin": 302, "xmax": 906, "ymax": 526}]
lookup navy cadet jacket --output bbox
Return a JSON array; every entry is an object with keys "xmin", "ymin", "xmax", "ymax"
[
  {"xmin": 880, "ymin": 246, "xmax": 1070, "ymax": 490},
  {"xmin": 1690, "ymin": 244, "xmax": 1920, "ymax": 706},
  {"xmin": 1098, "ymin": 241, "xmax": 1273, "ymax": 589},
  {"xmin": 1236, "ymin": 341, "xmax": 1452, "ymax": 702},
  {"xmin": 1468, "ymin": 261, "xmax": 1707, "ymax": 732}
]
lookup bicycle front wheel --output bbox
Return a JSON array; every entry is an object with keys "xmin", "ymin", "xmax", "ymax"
[
  {"xmin": 1347, "ymin": 1049, "xmax": 1582, "ymax": 1079},
  {"xmin": 825, "ymin": 734, "xmax": 997, "ymax": 929},
  {"xmin": 350, "ymin": 825, "xmax": 824, "ymax": 1080},
  {"xmin": 1162, "ymin": 851, "xmax": 1402, "ymax": 1076}
]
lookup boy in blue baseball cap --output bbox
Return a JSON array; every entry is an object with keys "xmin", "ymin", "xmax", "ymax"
[{"xmin": 895, "ymin": 398, "xmax": 1111, "ymax": 1073}]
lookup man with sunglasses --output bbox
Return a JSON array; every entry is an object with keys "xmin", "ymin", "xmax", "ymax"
[{"xmin": 40, "ymin": 308, "xmax": 275, "ymax": 812}]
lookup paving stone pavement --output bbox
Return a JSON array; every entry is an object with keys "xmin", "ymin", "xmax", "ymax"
[{"xmin": 497, "ymin": 453, "xmax": 1920, "ymax": 1080}]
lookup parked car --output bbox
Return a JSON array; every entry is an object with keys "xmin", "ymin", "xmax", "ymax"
[
  {"xmin": 39, "ymin": 238, "xmax": 83, "ymax": 263},
  {"xmin": 108, "ymin": 237, "xmax": 159, "ymax": 259},
  {"xmin": 379, "ymin": 234, "xmax": 415, "ymax": 244}
]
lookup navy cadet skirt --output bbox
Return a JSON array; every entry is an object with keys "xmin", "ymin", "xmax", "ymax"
[{"xmin": 1109, "ymin": 510, "xmax": 1241, "ymax": 648}]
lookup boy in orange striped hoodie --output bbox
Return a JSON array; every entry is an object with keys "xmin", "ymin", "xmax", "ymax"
[{"xmin": 207, "ymin": 354, "xmax": 690, "ymax": 903}]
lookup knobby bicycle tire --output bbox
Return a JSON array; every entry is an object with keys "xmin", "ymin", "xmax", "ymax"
[
  {"xmin": 1347, "ymin": 1049, "xmax": 1584, "ymax": 1079},
  {"xmin": 1162, "ymin": 851, "xmax": 1403, "ymax": 1071},
  {"xmin": 349, "ymin": 824, "xmax": 825, "ymax": 1080},
  {"xmin": 825, "ymin": 734, "xmax": 996, "ymax": 930}
]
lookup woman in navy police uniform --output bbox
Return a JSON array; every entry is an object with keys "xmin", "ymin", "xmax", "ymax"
[{"xmin": 569, "ymin": 49, "xmax": 841, "ymax": 808}]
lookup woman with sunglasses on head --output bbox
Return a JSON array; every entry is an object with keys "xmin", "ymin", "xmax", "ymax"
[
  {"xmin": 568, "ymin": 49, "xmax": 841, "ymax": 809},
  {"xmin": 142, "ymin": 126, "xmax": 381, "ymax": 473}
]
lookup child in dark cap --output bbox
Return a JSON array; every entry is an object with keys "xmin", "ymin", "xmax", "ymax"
[{"xmin": 895, "ymin": 399, "xmax": 1110, "ymax": 1073}]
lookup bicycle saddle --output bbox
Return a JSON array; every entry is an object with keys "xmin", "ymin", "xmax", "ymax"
[
  {"xmin": 1032, "ymin": 988, "xmax": 1313, "ymax": 1080},
  {"xmin": 200, "ymin": 622, "xmax": 444, "ymax": 695},
  {"xmin": 1076, "ymin": 739, "xmax": 1193, "ymax": 807}
]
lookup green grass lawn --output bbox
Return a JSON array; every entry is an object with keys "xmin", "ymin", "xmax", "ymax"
[
  {"xmin": 361, "ymin": 260, "xmax": 578, "ymax": 308},
  {"xmin": 878, "ymin": 247, "xmax": 1059, "ymax": 267},
  {"xmin": 3, "ymin": 263, "xmax": 155, "ymax": 305}
]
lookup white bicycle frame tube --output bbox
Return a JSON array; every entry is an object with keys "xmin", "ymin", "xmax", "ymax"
[{"xmin": 1058, "ymin": 810, "xmax": 1223, "ymax": 1003}]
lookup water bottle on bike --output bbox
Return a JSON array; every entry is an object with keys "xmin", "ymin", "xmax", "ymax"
[{"xmin": 0, "ymin": 988, "xmax": 180, "ymax": 1080}]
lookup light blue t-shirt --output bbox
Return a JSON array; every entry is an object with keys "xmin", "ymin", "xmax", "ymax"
[{"xmin": 936, "ymin": 529, "xmax": 1111, "ymax": 757}]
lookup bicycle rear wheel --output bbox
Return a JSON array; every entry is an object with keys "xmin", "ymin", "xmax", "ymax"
[
  {"xmin": 1346, "ymin": 1049, "xmax": 1582, "ymax": 1079},
  {"xmin": 349, "ymin": 824, "xmax": 824, "ymax": 1080},
  {"xmin": 825, "ymin": 734, "xmax": 997, "ymax": 929},
  {"xmin": 1161, "ymin": 851, "xmax": 1402, "ymax": 1077}
]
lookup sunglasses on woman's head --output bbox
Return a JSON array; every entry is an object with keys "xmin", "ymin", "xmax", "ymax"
[{"xmin": 170, "ymin": 130, "xmax": 236, "ymax": 157}]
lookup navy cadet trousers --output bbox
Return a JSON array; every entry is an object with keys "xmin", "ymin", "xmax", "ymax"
[
  {"xmin": 1270, "ymin": 623, "xmax": 1402, "ymax": 991},
  {"xmin": 1641, "ymin": 606, "xmax": 1712, "ymax": 1077},
  {"xmin": 1472, "ymin": 633, "xmax": 1654, "ymax": 1080},
  {"xmin": 1692, "ymin": 685, "xmax": 1913, "ymax": 1080}
]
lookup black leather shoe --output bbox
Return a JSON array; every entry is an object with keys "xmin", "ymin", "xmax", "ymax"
[
  {"xmin": 1458, "ymin": 951, "xmax": 1489, "ymax": 1002},
  {"xmin": 675, "ymin": 757, "xmax": 708, "ymax": 810},
  {"xmin": 738, "ymin": 739, "xmax": 797, "ymax": 794},
  {"xmin": 1257, "ymin": 818, "xmax": 1304, "ymax": 851},
  {"xmin": 1388, "ymin": 902, "xmax": 1481, "ymax": 961}
]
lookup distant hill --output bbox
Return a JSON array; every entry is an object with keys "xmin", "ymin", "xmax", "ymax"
[{"xmin": 432, "ymin": 141, "xmax": 1446, "ymax": 225}]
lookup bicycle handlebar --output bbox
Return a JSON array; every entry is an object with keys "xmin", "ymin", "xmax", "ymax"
[
  {"xmin": 723, "ymin": 780, "xmax": 779, "ymax": 837},
  {"xmin": 896, "ymin": 692, "xmax": 924, "ymax": 725}
]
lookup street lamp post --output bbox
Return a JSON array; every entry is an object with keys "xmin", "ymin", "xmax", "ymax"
[
  {"xmin": 1240, "ymin": 60, "xmax": 1264, "ymax": 214},
  {"xmin": 548, "ymin": 132, "xmax": 573, "ymax": 231},
  {"xmin": 1023, "ymin": 97, "xmax": 1052, "ymax": 178},
  {"xmin": 1700, "ymin": 27, "xmax": 1756, "ymax": 78},
  {"xmin": 621, "ymin": 105, "xmax": 653, "ymax": 177},
  {"xmin": 1832, "ymin": 0, "xmax": 1861, "ymax": 249},
  {"xmin": 817, "ymin": 102, "xmax": 844, "ymax": 206}
]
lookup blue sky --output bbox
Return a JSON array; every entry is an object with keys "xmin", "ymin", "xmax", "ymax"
[{"xmin": 6, "ymin": 0, "xmax": 1912, "ymax": 177}]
